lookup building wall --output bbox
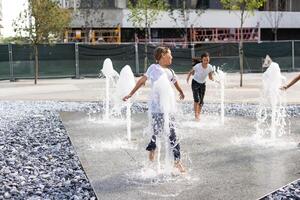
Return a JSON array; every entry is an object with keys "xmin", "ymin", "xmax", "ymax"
[
  {"xmin": 78, "ymin": 0, "xmax": 126, "ymax": 9},
  {"xmin": 0, "ymin": 0, "xmax": 2, "ymax": 34},
  {"xmin": 58, "ymin": 0, "xmax": 80, "ymax": 9},
  {"xmin": 71, "ymin": 9, "xmax": 123, "ymax": 28},
  {"xmin": 120, "ymin": 9, "xmax": 300, "ymax": 29},
  {"xmin": 65, "ymin": 0, "xmax": 300, "ymax": 42},
  {"xmin": 68, "ymin": 0, "xmax": 300, "ymax": 29},
  {"xmin": 0, "ymin": 0, "xmax": 2, "ymax": 20},
  {"xmin": 264, "ymin": 0, "xmax": 300, "ymax": 11}
]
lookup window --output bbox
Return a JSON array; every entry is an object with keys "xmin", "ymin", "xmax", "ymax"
[
  {"xmin": 168, "ymin": 0, "xmax": 182, "ymax": 8},
  {"xmin": 196, "ymin": 0, "xmax": 209, "ymax": 9},
  {"xmin": 80, "ymin": 0, "xmax": 116, "ymax": 9},
  {"xmin": 128, "ymin": 0, "xmax": 138, "ymax": 6}
]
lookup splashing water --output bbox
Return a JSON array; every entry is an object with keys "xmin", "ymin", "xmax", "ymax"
[
  {"xmin": 101, "ymin": 58, "xmax": 119, "ymax": 121},
  {"xmin": 88, "ymin": 137, "xmax": 137, "ymax": 152},
  {"xmin": 255, "ymin": 61, "xmax": 288, "ymax": 139},
  {"xmin": 152, "ymin": 73, "xmax": 177, "ymax": 174},
  {"xmin": 115, "ymin": 65, "xmax": 136, "ymax": 141},
  {"xmin": 214, "ymin": 67, "xmax": 226, "ymax": 125}
]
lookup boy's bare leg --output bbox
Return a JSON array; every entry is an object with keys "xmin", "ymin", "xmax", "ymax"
[{"xmin": 174, "ymin": 160, "xmax": 186, "ymax": 173}]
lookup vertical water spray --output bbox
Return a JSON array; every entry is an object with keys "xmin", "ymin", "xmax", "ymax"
[
  {"xmin": 153, "ymin": 73, "xmax": 177, "ymax": 174},
  {"xmin": 256, "ymin": 57, "xmax": 287, "ymax": 139},
  {"xmin": 214, "ymin": 67, "xmax": 226, "ymax": 125},
  {"xmin": 105, "ymin": 75, "xmax": 110, "ymax": 120},
  {"xmin": 101, "ymin": 58, "xmax": 119, "ymax": 121},
  {"xmin": 115, "ymin": 65, "xmax": 135, "ymax": 141}
]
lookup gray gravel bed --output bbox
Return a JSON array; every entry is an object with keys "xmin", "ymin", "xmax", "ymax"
[
  {"xmin": 0, "ymin": 101, "xmax": 100, "ymax": 200},
  {"xmin": 260, "ymin": 179, "xmax": 300, "ymax": 200}
]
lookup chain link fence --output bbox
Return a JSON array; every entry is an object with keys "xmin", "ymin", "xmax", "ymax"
[{"xmin": 0, "ymin": 41, "xmax": 299, "ymax": 80}]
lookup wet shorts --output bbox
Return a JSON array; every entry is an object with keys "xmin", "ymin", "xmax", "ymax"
[{"xmin": 191, "ymin": 79, "xmax": 206, "ymax": 105}]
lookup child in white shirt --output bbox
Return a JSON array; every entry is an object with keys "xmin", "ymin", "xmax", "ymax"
[
  {"xmin": 123, "ymin": 46, "xmax": 186, "ymax": 173},
  {"xmin": 187, "ymin": 52, "xmax": 214, "ymax": 121}
]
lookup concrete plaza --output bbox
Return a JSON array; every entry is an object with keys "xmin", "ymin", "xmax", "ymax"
[
  {"xmin": 0, "ymin": 72, "xmax": 299, "ymax": 104},
  {"xmin": 1, "ymin": 72, "xmax": 300, "ymax": 200}
]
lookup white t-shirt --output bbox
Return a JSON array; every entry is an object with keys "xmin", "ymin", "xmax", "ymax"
[
  {"xmin": 144, "ymin": 64, "xmax": 177, "ymax": 113},
  {"xmin": 193, "ymin": 63, "xmax": 214, "ymax": 84},
  {"xmin": 145, "ymin": 64, "xmax": 177, "ymax": 85}
]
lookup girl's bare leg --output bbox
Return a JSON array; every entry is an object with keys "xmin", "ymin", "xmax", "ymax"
[
  {"xmin": 194, "ymin": 102, "xmax": 200, "ymax": 120},
  {"xmin": 149, "ymin": 150, "xmax": 155, "ymax": 161},
  {"xmin": 174, "ymin": 160, "xmax": 186, "ymax": 173},
  {"xmin": 198, "ymin": 104, "xmax": 203, "ymax": 120}
]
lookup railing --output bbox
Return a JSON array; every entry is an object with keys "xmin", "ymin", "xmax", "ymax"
[{"xmin": 0, "ymin": 40, "xmax": 299, "ymax": 80}]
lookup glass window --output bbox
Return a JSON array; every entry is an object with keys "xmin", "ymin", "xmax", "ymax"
[
  {"xmin": 168, "ymin": 0, "xmax": 182, "ymax": 8},
  {"xmin": 196, "ymin": 0, "xmax": 209, "ymax": 9},
  {"xmin": 290, "ymin": 0, "xmax": 300, "ymax": 11},
  {"xmin": 80, "ymin": 0, "xmax": 116, "ymax": 9},
  {"xmin": 128, "ymin": 0, "xmax": 138, "ymax": 6}
]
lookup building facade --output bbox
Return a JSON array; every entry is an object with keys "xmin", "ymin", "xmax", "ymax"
[
  {"xmin": 58, "ymin": 0, "xmax": 80, "ymax": 10},
  {"xmin": 0, "ymin": 0, "xmax": 2, "ymax": 36},
  {"xmin": 62, "ymin": 0, "xmax": 300, "ymax": 43}
]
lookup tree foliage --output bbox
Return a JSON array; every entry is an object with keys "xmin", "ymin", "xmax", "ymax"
[
  {"xmin": 13, "ymin": 0, "xmax": 71, "ymax": 84},
  {"xmin": 128, "ymin": 0, "xmax": 168, "ymax": 30},
  {"xmin": 128, "ymin": 0, "xmax": 168, "ymax": 72},
  {"xmin": 0, "ymin": 36, "xmax": 29, "ymax": 44},
  {"xmin": 265, "ymin": 1, "xmax": 284, "ymax": 41},
  {"xmin": 220, "ymin": 0, "xmax": 265, "ymax": 87},
  {"xmin": 220, "ymin": 0, "xmax": 265, "ymax": 12},
  {"xmin": 14, "ymin": 0, "xmax": 71, "ymax": 45}
]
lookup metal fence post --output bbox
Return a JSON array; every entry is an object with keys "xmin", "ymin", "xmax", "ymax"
[
  {"xmin": 292, "ymin": 40, "xmax": 295, "ymax": 71},
  {"xmin": 135, "ymin": 42, "xmax": 140, "ymax": 75},
  {"xmin": 8, "ymin": 44, "xmax": 14, "ymax": 81},
  {"xmin": 75, "ymin": 43, "xmax": 80, "ymax": 78},
  {"xmin": 191, "ymin": 42, "xmax": 195, "ymax": 58}
]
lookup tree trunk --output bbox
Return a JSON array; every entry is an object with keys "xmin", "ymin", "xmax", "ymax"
[
  {"xmin": 148, "ymin": 26, "xmax": 151, "ymax": 42},
  {"xmin": 34, "ymin": 45, "xmax": 39, "ymax": 85},
  {"xmin": 144, "ymin": 42, "xmax": 148, "ymax": 73},
  {"xmin": 239, "ymin": 10, "xmax": 245, "ymax": 87},
  {"xmin": 144, "ymin": 9, "xmax": 148, "ymax": 73},
  {"xmin": 239, "ymin": 40, "xmax": 243, "ymax": 87}
]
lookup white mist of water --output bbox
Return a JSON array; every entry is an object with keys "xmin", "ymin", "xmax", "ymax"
[
  {"xmin": 101, "ymin": 58, "xmax": 119, "ymax": 121},
  {"xmin": 152, "ymin": 73, "xmax": 177, "ymax": 174},
  {"xmin": 214, "ymin": 67, "xmax": 226, "ymax": 125},
  {"xmin": 115, "ymin": 65, "xmax": 136, "ymax": 141},
  {"xmin": 256, "ymin": 61, "xmax": 288, "ymax": 139},
  {"xmin": 89, "ymin": 138, "xmax": 137, "ymax": 152}
]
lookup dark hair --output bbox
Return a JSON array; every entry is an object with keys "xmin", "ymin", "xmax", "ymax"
[
  {"xmin": 192, "ymin": 52, "xmax": 210, "ymax": 66},
  {"xmin": 201, "ymin": 52, "xmax": 210, "ymax": 59},
  {"xmin": 154, "ymin": 46, "xmax": 170, "ymax": 62},
  {"xmin": 192, "ymin": 57, "xmax": 201, "ymax": 66}
]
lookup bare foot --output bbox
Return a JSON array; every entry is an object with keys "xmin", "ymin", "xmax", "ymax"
[
  {"xmin": 149, "ymin": 150, "xmax": 155, "ymax": 161},
  {"xmin": 174, "ymin": 161, "xmax": 186, "ymax": 173}
]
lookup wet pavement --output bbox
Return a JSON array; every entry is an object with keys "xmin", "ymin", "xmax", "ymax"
[{"xmin": 61, "ymin": 111, "xmax": 300, "ymax": 200}]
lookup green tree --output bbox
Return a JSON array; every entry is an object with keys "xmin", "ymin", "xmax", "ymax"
[
  {"xmin": 265, "ymin": 1, "xmax": 284, "ymax": 41},
  {"xmin": 14, "ymin": 0, "xmax": 71, "ymax": 84},
  {"xmin": 168, "ymin": 0, "xmax": 205, "ymax": 44},
  {"xmin": 220, "ymin": 0, "xmax": 265, "ymax": 87},
  {"xmin": 0, "ymin": 36, "xmax": 29, "ymax": 44},
  {"xmin": 128, "ymin": 0, "xmax": 168, "ymax": 72}
]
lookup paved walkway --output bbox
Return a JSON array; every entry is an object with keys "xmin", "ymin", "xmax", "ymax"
[{"xmin": 0, "ymin": 72, "xmax": 299, "ymax": 104}]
